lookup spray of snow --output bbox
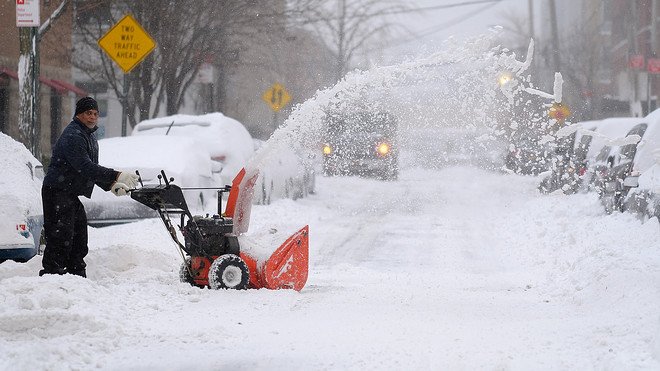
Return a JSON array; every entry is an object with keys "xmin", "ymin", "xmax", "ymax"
[{"xmin": 249, "ymin": 32, "xmax": 552, "ymax": 180}]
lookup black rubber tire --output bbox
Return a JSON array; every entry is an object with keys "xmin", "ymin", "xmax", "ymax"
[
  {"xmin": 179, "ymin": 257, "xmax": 199, "ymax": 287},
  {"xmin": 208, "ymin": 254, "xmax": 250, "ymax": 290}
]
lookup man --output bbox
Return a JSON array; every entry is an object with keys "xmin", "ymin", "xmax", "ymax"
[{"xmin": 40, "ymin": 96, "xmax": 139, "ymax": 277}]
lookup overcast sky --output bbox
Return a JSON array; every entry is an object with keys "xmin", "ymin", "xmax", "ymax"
[{"xmin": 378, "ymin": 0, "xmax": 528, "ymax": 63}]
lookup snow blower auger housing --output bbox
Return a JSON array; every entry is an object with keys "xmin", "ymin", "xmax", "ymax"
[{"xmin": 130, "ymin": 169, "xmax": 309, "ymax": 291}]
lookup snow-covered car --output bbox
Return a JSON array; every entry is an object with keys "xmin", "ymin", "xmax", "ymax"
[
  {"xmin": 0, "ymin": 133, "xmax": 44, "ymax": 263},
  {"xmin": 578, "ymin": 117, "xmax": 643, "ymax": 193},
  {"xmin": 624, "ymin": 162, "xmax": 660, "ymax": 221},
  {"xmin": 322, "ymin": 107, "xmax": 399, "ymax": 180},
  {"xmin": 81, "ymin": 136, "xmax": 217, "ymax": 227},
  {"xmin": 621, "ymin": 109, "xmax": 660, "ymax": 219},
  {"xmin": 599, "ymin": 123, "xmax": 649, "ymax": 213},
  {"xmin": 539, "ymin": 120, "xmax": 601, "ymax": 194},
  {"xmin": 131, "ymin": 112, "xmax": 254, "ymax": 186},
  {"xmin": 252, "ymin": 139, "xmax": 315, "ymax": 205}
]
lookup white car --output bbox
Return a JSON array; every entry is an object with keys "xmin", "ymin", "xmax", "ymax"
[
  {"xmin": 132, "ymin": 113, "xmax": 254, "ymax": 186},
  {"xmin": 81, "ymin": 135, "xmax": 217, "ymax": 226},
  {"xmin": 0, "ymin": 133, "xmax": 44, "ymax": 263},
  {"xmin": 622, "ymin": 109, "xmax": 660, "ymax": 220},
  {"xmin": 624, "ymin": 162, "xmax": 660, "ymax": 221},
  {"xmin": 579, "ymin": 117, "xmax": 643, "ymax": 193}
]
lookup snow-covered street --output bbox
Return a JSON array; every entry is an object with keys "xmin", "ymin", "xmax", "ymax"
[{"xmin": 2, "ymin": 164, "xmax": 659, "ymax": 370}]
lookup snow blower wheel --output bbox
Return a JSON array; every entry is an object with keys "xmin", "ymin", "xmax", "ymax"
[
  {"xmin": 208, "ymin": 254, "xmax": 250, "ymax": 290},
  {"xmin": 179, "ymin": 257, "xmax": 205, "ymax": 288}
]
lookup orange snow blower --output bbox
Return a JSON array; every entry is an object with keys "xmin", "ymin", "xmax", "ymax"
[{"xmin": 130, "ymin": 168, "xmax": 308, "ymax": 291}]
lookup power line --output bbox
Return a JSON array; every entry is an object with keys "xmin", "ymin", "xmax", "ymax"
[
  {"xmin": 300, "ymin": 0, "xmax": 503, "ymax": 23},
  {"xmin": 378, "ymin": 0, "xmax": 503, "ymax": 16},
  {"xmin": 363, "ymin": 1, "xmax": 501, "ymax": 53}
]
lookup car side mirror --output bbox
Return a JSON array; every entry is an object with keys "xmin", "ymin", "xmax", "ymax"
[{"xmin": 623, "ymin": 176, "xmax": 639, "ymax": 188}]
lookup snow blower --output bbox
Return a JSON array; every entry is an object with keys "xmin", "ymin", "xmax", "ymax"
[{"xmin": 129, "ymin": 168, "xmax": 308, "ymax": 291}]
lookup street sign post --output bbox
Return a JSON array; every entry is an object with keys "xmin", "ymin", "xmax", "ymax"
[
  {"xmin": 16, "ymin": 0, "xmax": 40, "ymax": 27},
  {"xmin": 98, "ymin": 14, "xmax": 156, "ymax": 73},
  {"xmin": 262, "ymin": 83, "xmax": 291, "ymax": 113},
  {"xmin": 98, "ymin": 14, "xmax": 156, "ymax": 136}
]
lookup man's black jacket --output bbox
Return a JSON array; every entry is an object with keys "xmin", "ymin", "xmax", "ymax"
[{"xmin": 43, "ymin": 118, "xmax": 119, "ymax": 198}]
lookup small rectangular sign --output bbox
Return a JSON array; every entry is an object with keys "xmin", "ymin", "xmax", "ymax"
[
  {"xmin": 16, "ymin": 0, "xmax": 40, "ymax": 27},
  {"xmin": 647, "ymin": 58, "xmax": 660, "ymax": 74},
  {"xmin": 628, "ymin": 55, "xmax": 645, "ymax": 69}
]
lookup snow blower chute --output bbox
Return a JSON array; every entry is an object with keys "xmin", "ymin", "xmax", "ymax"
[{"xmin": 129, "ymin": 168, "xmax": 308, "ymax": 291}]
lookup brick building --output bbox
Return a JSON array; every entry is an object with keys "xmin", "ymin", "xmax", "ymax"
[{"xmin": 0, "ymin": 0, "xmax": 86, "ymax": 160}]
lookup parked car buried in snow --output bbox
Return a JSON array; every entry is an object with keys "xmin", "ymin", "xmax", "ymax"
[
  {"xmin": 539, "ymin": 120, "xmax": 601, "ymax": 194},
  {"xmin": 132, "ymin": 113, "xmax": 254, "ymax": 186},
  {"xmin": 81, "ymin": 135, "xmax": 217, "ymax": 227},
  {"xmin": 0, "ymin": 133, "xmax": 44, "ymax": 263},
  {"xmin": 599, "ymin": 123, "xmax": 648, "ymax": 213},
  {"xmin": 621, "ymin": 108, "xmax": 660, "ymax": 220},
  {"xmin": 322, "ymin": 107, "xmax": 399, "ymax": 180},
  {"xmin": 578, "ymin": 117, "xmax": 642, "ymax": 194},
  {"xmin": 623, "ymin": 162, "xmax": 660, "ymax": 222}
]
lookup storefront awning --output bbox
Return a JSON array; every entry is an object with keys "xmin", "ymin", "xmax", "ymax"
[
  {"xmin": 0, "ymin": 67, "xmax": 88, "ymax": 97},
  {"xmin": 49, "ymin": 79, "xmax": 88, "ymax": 96}
]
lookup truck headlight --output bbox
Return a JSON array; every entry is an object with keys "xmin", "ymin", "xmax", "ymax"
[
  {"xmin": 376, "ymin": 142, "xmax": 391, "ymax": 156},
  {"xmin": 323, "ymin": 144, "xmax": 333, "ymax": 155}
]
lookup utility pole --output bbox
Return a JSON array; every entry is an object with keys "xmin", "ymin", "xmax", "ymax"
[
  {"xmin": 336, "ymin": 0, "xmax": 346, "ymax": 82},
  {"xmin": 528, "ymin": 0, "xmax": 534, "ymax": 40},
  {"xmin": 649, "ymin": 1, "xmax": 657, "ymax": 113},
  {"xmin": 17, "ymin": 0, "xmax": 69, "ymax": 160},
  {"xmin": 548, "ymin": 0, "xmax": 561, "ymax": 74},
  {"xmin": 18, "ymin": 26, "xmax": 40, "ymax": 159}
]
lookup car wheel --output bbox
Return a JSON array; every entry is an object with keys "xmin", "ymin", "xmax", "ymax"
[{"xmin": 208, "ymin": 254, "xmax": 250, "ymax": 290}]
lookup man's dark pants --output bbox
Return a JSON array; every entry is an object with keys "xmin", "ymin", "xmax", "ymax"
[{"xmin": 41, "ymin": 186, "xmax": 88, "ymax": 276}]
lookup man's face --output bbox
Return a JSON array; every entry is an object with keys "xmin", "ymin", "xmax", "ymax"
[{"xmin": 76, "ymin": 109, "xmax": 99, "ymax": 128}]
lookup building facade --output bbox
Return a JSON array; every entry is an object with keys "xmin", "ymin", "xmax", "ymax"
[
  {"xmin": 537, "ymin": 0, "xmax": 660, "ymax": 120},
  {"xmin": 0, "ymin": 0, "xmax": 86, "ymax": 159}
]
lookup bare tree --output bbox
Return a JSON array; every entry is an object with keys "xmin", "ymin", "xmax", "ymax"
[
  {"xmin": 18, "ymin": 0, "xmax": 69, "ymax": 159},
  {"xmin": 296, "ymin": 0, "xmax": 412, "ymax": 81},
  {"xmin": 72, "ymin": 0, "xmax": 294, "ymax": 128}
]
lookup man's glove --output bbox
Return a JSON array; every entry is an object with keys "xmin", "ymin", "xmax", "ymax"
[
  {"xmin": 111, "ymin": 182, "xmax": 130, "ymax": 197},
  {"xmin": 116, "ymin": 172, "xmax": 140, "ymax": 189}
]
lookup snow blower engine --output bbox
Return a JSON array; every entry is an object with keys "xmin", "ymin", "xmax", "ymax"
[{"xmin": 129, "ymin": 169, "xmax": 309, "ymax": 291}]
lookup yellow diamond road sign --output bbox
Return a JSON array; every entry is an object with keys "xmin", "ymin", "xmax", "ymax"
[
  {"xmin": 262, "ymin": 83, "xmax": 291, "ymax": 112},
  {"xmin": 98, "ymin": 14, "xmax": 156, "ymax": 73}
]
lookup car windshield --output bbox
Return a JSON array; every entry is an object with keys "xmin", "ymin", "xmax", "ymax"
[
  {"xmin": 594, "ymin": 145, "xmax": 612, "ymax": 163},
  {"xmin": 325, "ymin": 110, "xmax": 396, "ymax": 139},
  {"xmin": 619, "ymin": 124, "xmax": 648, "ymax": 161}
]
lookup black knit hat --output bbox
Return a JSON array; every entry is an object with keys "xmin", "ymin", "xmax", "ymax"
[{"xmin": 75, "ymin": 96, "xmax": 99, "ymax": 116}]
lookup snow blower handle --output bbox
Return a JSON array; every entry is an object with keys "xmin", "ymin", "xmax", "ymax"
[
  {"xmin": 135, "ymin": 170, "xmax": 144, "ymax": 188},
  {"xmin": 157, "ymin": 170, "xmax": 175, "ymax": 188}
]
